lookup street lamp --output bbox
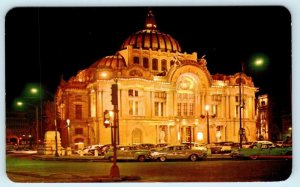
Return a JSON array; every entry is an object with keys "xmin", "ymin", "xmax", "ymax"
[
  {"xmin": 205, "ymin": 105, "xmax": 210, "ymax": 144},
  {"xmin": 87, "ymin": 123, "xmax": 90, "ymax": 146},
  {"xmin": 288, "ymin": 127, "xmax": 292, "ymax": 140},
  {"xmin": 28, "ymin": 85, "xmax": 59, "ymax": 157},
  {"xmin": 255, "ymin": 58, "xmax": 264, "ymax": 66},
  {"xmin": 201, "ymin": 105, "xmax": 216, "ymax": 144},
  {"xmin": 238, "ymin": 63, "xmax": 244, "ymax": 149},
  {"xmin": 66, "ymin": 119, "xmax": 71, "ymax": 147},
  {"xmin": 239, "ymin": 56, "xmax": 267, "ymax": 148}
]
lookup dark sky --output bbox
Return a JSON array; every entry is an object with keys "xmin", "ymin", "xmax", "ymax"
[{"xmin": 5, "ymin": 6, "xmax": 291, "ymax": 114}]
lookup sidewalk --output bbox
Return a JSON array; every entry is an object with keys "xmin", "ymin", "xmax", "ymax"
[{"xmin": 7, "ymin": 170, "xmax": 141, "ymax": 182}]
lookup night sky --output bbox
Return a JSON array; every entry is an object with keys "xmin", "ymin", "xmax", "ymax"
[{"xmin": 5, "ymin": 7, "xmax": 291, "ymax": 115}]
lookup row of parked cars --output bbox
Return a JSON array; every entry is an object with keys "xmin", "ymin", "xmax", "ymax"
[
  {"xmin": 76, "ymin": 142, "xmax": 208, "ymax": 162},
  {"xmin": 230, "ymin": 140, "xmax": 292, "ymax": 160},
  {"xmin": 104, "ymin": 144, "xmax": 207, "ymax": 162},
  {"xmin": 76, "ymin": 140, "xmax": 292, "ymax": 161}
]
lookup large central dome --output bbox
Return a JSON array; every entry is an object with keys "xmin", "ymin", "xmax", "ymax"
[{"xmin": 120, "ymin": 10, "xmax": 182, "ymax": 52}]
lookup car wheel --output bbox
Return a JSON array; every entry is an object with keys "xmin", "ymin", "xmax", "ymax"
[
  {"xmin": 138, "ymin": 155, "xmax": 146, "ymax": 162},
  {"xmin": 190, "ymin": 154, "xmax": 198, "ymax": 162},
  {"xmin": 159, "ymin": 156, "xmax": 166, "ymax": 162}
]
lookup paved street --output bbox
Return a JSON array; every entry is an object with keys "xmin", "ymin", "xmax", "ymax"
[{"xmin": 6, "ymin": 154, "xmax": 292, "ymax": 182}]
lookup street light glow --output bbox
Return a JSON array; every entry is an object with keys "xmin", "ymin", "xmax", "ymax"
[
  {"xmin": 255, "ymin": 59, "xmax": 264, "ymax": 66},
  {"xmin": 30, "ymin": 88, "xmax": 38, "ymax": 94},
  {"xmin": 205, "ymin": 105, "xmax": 210, "ymax": 111},
  {"xmin": 248, "ymin": 53, "xmax": 269, "ymax": 72},
  {"xmin": 16, "ymin": 101, "xmax": 23, "ymax": 106}
]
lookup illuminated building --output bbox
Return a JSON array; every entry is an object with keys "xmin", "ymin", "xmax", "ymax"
[
  {"xmin": 6, "ymin": 112, "xmax": 34, "ymax": 146},
  {"xmin": 256, "ymin": 94, "xmax": 269, "ymax": 140},
  {"xmin": 56, "ymin": 10, "xmax": 258, "ymax": 147}
]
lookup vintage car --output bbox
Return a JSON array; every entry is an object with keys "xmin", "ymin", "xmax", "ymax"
[
  {"xmin": 96, "ymin": 144, "xmax": 112, "ymax": 156},
  {"xmin": 150, "ymin": 145, "xmax": 207, "ymax": 162},
  {"xmin": 104, "ymin": 145, "xmax": 151, "ymax": 162},
  {"xmin": 231, "ymin": 141, "xmax": 292, "ymax": 159},
  {"xmin": 133, "ymin": 143, "xmax": 156, "ymax": 150},
  {"xmin": 209, "ymin": 141, "xmax": 240, "ymax": 154},
  {"xmin": 181, "ymin": 142, "xmax": 208, "ymax": 152}
]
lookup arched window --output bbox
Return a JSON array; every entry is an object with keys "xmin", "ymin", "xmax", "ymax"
[
  {"xmin": 152, "ymin": 58, "xmax": 158, "ymax": 70},
  {"xmin": 161, "ymin": 59, "xmax": 167, "ymax": 71},
  {"xmin": 143, "ymin": 57, "xmax": 149, "ymax": 69},
  {"xmin": 170, "ymin": 60, "xmax": 175, "ymax": 67},
  {"xmin": 133, "ymin": 57, "xmax": 139, "ymax": 64},
  {"xmin": 132, "ymin": 128, "xmax": 142, "ymax": 144}
]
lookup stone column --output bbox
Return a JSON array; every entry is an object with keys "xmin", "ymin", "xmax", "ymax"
[
  {"xmin": 222, "ymin": 95, "xmax": 226, "ymax": 119},
  {"xmin": 200, "ymin": 93, "xmax": 204, "ymax": 115},
  {"xmin": 182, "ymin": 126, "xmax": 186, "ymax": 143},
  {"xmin": 252, "ymin": 96, "xmax": 255, "ymax": 120},
  {"xmin": 166, "ymin": 91, "xmax": 172, "ymax": 117}
]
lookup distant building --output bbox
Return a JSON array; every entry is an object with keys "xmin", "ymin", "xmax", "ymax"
[
  {"xmin": 256, "ymin": 94, "xmax": 270, "ymax": 140},
  {"xmin": 55, "ymin": 10, "xmax": 258, "ymax": 148},
  {"xmin": 6, "ymin": 112, "xmax": 34, "ymax": 146},
  {"xmin": 281, "ymin": 113, "xmax": 292, "ymax": 141},
  {"xmin": 256, "ymin": 94, "xmax": 287, "ymax": 141}
]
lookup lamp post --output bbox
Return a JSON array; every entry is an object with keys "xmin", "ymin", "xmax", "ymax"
[
  {"xmin": 30, "ymin": 88, "xmax": 40, "ymax": 146},
  {"xmin": 205, "ymin": 105, "xmax": 210, "ymax": 144},
  {"xmin": 239, "ymin": 63, "xmax": 244, "ymax": 149},
  {"xmin": 66, "ymin": 119, "xmax": 71, "ymax": 147},
  {"xmin": 288, "ymin": 127, "xmax": 292, "ymax": 141},
  {"xmin": 29, "ymin": 85, "xmax": 59, "ymax": 157},
  {"xmin": 53, "ymin": 95, "xmax": 59, "ymax": 157},
  {"xmin": 201, "ymin": 105, "xmax": 216, "ymax": 144},
  {"xmin": 239, "ymin": 57, "xmax": 267, "ymax": 147}
]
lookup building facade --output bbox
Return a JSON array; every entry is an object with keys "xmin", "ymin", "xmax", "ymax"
[
  {"xmin": 56, "ymin": 11, "xmax": 258, "ymax": 148},
  {"xmin": 6, "ymin": 112, "xmax": 35, "ymax": 146},
  {"xmin": 256, "ymin": 94, "xmax": 270, "ymax": 140}
]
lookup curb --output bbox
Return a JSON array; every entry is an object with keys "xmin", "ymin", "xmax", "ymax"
[{"xmin": 7, "ymin": 171, "xmax": 142, "ymax": 182}]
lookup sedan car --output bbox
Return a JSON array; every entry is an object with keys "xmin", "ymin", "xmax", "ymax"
[
  {"xmin": 231, "ymin": 141, "xmax": 292, "ymax": 159},
  {"xmin": 181, "ymin": 142, "xmax": 207, "ymax": 152},
  {"xmin": 209, "ymin": 141, "xmax": 240, "ymax": 154},
  {"xmin": 104, "ymin": 145, "xmax": 151, "ymax": 162},
  {"xmin": 133, "ymin": 143, "xmax": 156, "ymax": 150},
  {"xmin": 150, "ymin": 145, "xmax": 207, "ymax": 162}
]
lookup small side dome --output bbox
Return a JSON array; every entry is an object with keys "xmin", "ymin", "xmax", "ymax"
[{"xmin": 93, "ymin": 54, "xmax": 127, "ymax": 70}]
